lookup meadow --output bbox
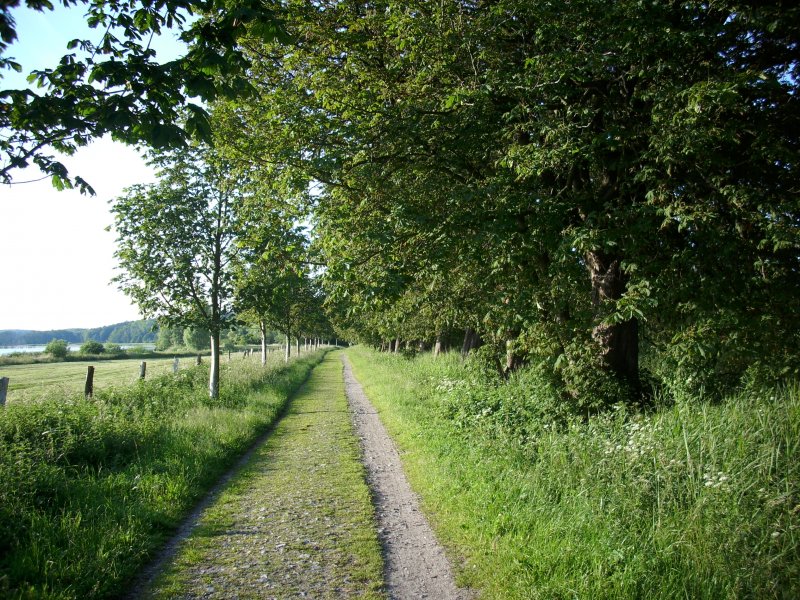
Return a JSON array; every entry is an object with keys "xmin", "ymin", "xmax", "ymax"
[
  {"xmin": 347, "ymin": 347, "xmax": 800, "ymax": 599},
  {"xmin": 0, "ymin": 350, "xmax": 279, "ymax": 401},
  {"xmin": 0, "ymin": 348, "xmax": 325, "ymax": 599}
]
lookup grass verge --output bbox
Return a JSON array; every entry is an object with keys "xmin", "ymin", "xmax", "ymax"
[
  {"xmin": 346, "ymin": 346, "xmax": 800, "ymax": 599},
  {"xmin": 0, "ymin": 350, "xmax": 326, "ymax": 599},
  {"xmin": 146, "ymin": 351, "xmax": 384, "ymax": 599}
]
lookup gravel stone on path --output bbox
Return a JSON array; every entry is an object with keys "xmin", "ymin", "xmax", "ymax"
[
  {"xmin": 343, "ymin": 355, "xmax": 474, "ymax": 600},
  {"xmin": 136, "ymin": 353, "xmax": 383, "ymax": 599}
]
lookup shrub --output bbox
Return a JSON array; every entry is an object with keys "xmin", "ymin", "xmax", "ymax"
[
  {"xmin": 44, "ymin": 339, "xmax": 69, "ymax": 359},
  {"xmin": 79, "ymin": 340, "xmax": 105, "ymax": 355},
  {"xmin": 104, "ymin": 343, "xmax": 126, "ymax": 355}
]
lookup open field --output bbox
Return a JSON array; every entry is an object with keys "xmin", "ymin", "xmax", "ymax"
[{"xmin": 0, "ymin": 348, "xmax": 286, "ymax": 402}]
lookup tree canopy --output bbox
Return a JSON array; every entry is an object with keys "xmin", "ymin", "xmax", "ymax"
[{"xmin": 8, "ymin": 0, "xmax": 799, "ymax": 405}]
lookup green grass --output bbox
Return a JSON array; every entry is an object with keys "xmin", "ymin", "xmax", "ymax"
[
  {"xmin": 147, "ymin": 352, "xmax": 384, "ymax": 599},
  {"xmin": 0, "ymin": 356, "xmax": 181, "ymax": 397},
  {"xmin": 0, "ymin": 350, "xmax": 287, "ymax": 401},
  {"xmin": 0, "ymin": 349, "xmax": 326, "ymax": 599},
  {"xmin": 346, "ymin": 346, "xmax": 800, "ymax": 599}
]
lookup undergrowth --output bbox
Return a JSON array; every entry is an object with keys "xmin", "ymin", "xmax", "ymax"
[
  {"xmin": 347, "ymin": 346, "xmax": 800, "ymax": 599},
  {"xmin": 0, "ymin": 351, "xmax": 326, "ymax": 599}
]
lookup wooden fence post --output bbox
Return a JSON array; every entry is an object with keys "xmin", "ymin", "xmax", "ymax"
[
  {"xmin": 0, "ymin": 377, "xmax": 9, "ymax": 406},
  {"xmin": 85, "ymin": 366, "xmax": 94, "ymax": 398},
  {"xmin": 173, "ymin": 357, "xmax": 179, "ymax": 373},
  {"xmin": 139, "ymin": 361, "xmax": 147, "ymax": 380}
]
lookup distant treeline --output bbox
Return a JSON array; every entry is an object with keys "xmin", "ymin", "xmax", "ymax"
[{"xmin": 0, "ymin": 320, "xmax": 158, "ymax": 346}]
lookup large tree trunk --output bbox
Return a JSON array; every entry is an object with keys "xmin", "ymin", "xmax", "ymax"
[
  {"xmin": 209, "ymin": 329, "xmax": 220, "ymax": 399},
  {"xmin": 505, "ymin": 335, "xmax": 525, "ymax": 374},
  {"xmin": 586, "ymin": 250, "xmax": 639, "ymax": 389}
]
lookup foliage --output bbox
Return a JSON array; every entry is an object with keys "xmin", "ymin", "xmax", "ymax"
[
  {"xmin": 43, "ymin": 338, "xmax": 68, "ymax": 358},
  {"xmin": 217, "ymin": 0, "xmax": 800, "ymax": 402},
  {"xmin": 182, "ymin": 327, "xmax": 209, "ymax": 351},
  {"xmin": 79, "ymin": 339, "xmax": 105, "ymax": 354},
  {"xmin": 348, "ymin": 347, "xmax": 800, "ymax": 599},
  {"xmin": 0, "ymin": 349, "xmax": 327, "ymax": 598},
  {"xmin": 102, "ymin": 343, "xmax": 125, "ymax": 356},
  {"xmin": 111, "ymin": 144, "xmax": 241, "ymax": 397},
  {"xmin": 0, "ymin": 0, "xmax": 288, "ymax": 191}
]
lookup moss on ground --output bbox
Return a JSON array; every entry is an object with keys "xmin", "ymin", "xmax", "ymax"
[{"xmin": 145, "ymin": 352, "xmax": 385, "ymax": 599}]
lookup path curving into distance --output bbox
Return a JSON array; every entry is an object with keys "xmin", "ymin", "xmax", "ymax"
[{"xmin": 343, "ymin": 355, "xmax": 473, "ymax": 600}]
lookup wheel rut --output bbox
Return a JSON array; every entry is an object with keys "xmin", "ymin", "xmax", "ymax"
[
  {"xmin": 342, "ymin": 355, "xmax": 473, "ymax": 600},
  {"xmin": 131, "ymin": 352, "xmax": 471, "ymax": 599}
]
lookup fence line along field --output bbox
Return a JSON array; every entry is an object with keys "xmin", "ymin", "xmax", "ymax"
[{"xmin": 1, "ymin": 356, "xmax": 190, "ymax": 401}]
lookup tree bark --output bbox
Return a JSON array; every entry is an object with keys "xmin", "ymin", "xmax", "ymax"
[
  {"xmin": 461, "ymin": 328, "xmax": 481, "ymax": 357},
  {"xmin": 394, "ymin": 337, "xmax": 401, "ymax": 353},
  {"xmin": 260, "ymin": 320, "xmax": 268, "ymax": 367},
  {"xmin": 586, "ymin": 250, "xmax": 639, "ymax": 389},
  {"xmin": 433, "ymin": 333, "xmax": 443, "ymax": 357},
  {"xmin": 285, "ymin": 328, "xmax": 291, "ymax": 363},
  {"xmin": 209, "ymin": 328, "xmax": 220, "ymax": 399}
]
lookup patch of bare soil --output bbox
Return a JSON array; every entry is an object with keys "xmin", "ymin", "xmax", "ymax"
[{"xmin": 342, "ymin": 356, "xmax": 475, "ymax": 600}]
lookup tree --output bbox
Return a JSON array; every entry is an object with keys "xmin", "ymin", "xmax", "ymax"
[
  {"xmin": 79, "ymin": 339, "xmax": 105, "ymax": 354},
  {"xmin": 222, "ymin": 0, "xmax": 799, "ymax": 402},
  {"xmin": 111, "ymin": 145, "xmax": 240, "ymax": 398},
  {"xmin": 183, "ymin": 327, "xmax": 210, "ymax": 351},
  {"xmin": 44, "ymin": 338, "xmax": 68, "ymax": 359},
  {"xmin": 0, "ymin": 0, "xmax": 288, "ymax": 191}
]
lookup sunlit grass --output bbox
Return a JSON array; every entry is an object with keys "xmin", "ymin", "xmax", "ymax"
[
  {"xmin": 347, "ymin": 346, "xmax": 800, "ymax": 599},
  {"xmin": 0, "ymin": 348, "xmax": 326, "ymax": 599}
]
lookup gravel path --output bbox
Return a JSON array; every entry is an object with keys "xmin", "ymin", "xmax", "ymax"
[
  {"xmin": 135, "ymin": 354, "xmax": 384, "ymax": 599},
  {"xmin": 342, "ymin": 356, "xmax": 473, "ymax": 600}
]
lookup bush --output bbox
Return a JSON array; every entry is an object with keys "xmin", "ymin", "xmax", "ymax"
[
  {"xmin": 44, "ymin": 339, "xmax": 69, "ymax": 359},
  {"xmin": 104, "ymin": 343, "xmax": 126, "ymax": 355},
  {"xmin": 79, "ymin": 340, "xmax": 105, "ymax": 355}
]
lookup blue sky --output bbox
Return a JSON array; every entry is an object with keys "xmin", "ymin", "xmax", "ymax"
[{"xmin": 0, "ymin": 4, "xmax": 187, "ymax": 331}]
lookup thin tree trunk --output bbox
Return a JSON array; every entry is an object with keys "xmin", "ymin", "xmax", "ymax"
[
  {"xmin": 434, "ymin": 333, "xmax": 443, "ymax": 358},
  {"xmin": 296, "ymin": 337, "xmax": 301, "ymax": 357},
  {"xmin": 209, "ymin": 329, "xmax": 220, "ymax": 399},
  {"xmin": 394, "ymin": 337, "xmax": 401, "ymax": 353},
  {"xmin": 285, "ymin": 329, "xmax": 291, "ymax": 363},
  {"xmin": 586, "ymin": 250, "xmax": 639, "ymax": 390},
  {"xmin": 260, "ymin": 320, "xmax": 268, "ymax": 367},
  {"xmin": 461, "ymin": 328, "xmax": 481, "ymax": 357}
]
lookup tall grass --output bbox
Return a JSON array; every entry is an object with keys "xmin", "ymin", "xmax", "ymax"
[
  {"xmin": 0, "ymin": 351, "xmax": 326, "ymax": 599},
  {"xmin": 347, "ymin": 347, "xmax": 800, "ymax": 599}
]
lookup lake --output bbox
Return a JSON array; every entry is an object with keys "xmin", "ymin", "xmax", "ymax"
[{"xmin": 0, "ymin": 343, "xmax": 156, "ymax": 356}]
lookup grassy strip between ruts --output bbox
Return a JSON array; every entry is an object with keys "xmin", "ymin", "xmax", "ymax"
[
  {"xmin": 346, "ymin": 346, "xmax": 800, "ymax": 599},
  {"xmin": 0, "ymin": 349, "xmax": 326, "ymax": 599},
  {"xmin": 145, "ymin": 351, "xmax": 384, "ymax": 599}
]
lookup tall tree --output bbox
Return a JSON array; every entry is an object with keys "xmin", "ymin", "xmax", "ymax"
[
  {"xmin": 221, "ymin": 0, "xmax": 799, "ymax": 400},
  {"xmin": 111, "ymin": 146, "xmax": 240, "ymax": 397}
]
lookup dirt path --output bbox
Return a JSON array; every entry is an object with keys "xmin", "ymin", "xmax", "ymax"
[
  {"xmin": 137, "ymin": 353, "xmax": 384, "ymax": 599},
  {"xmin": 342, "ymin": 355, "xmax": 472, "ymax": 600}
]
